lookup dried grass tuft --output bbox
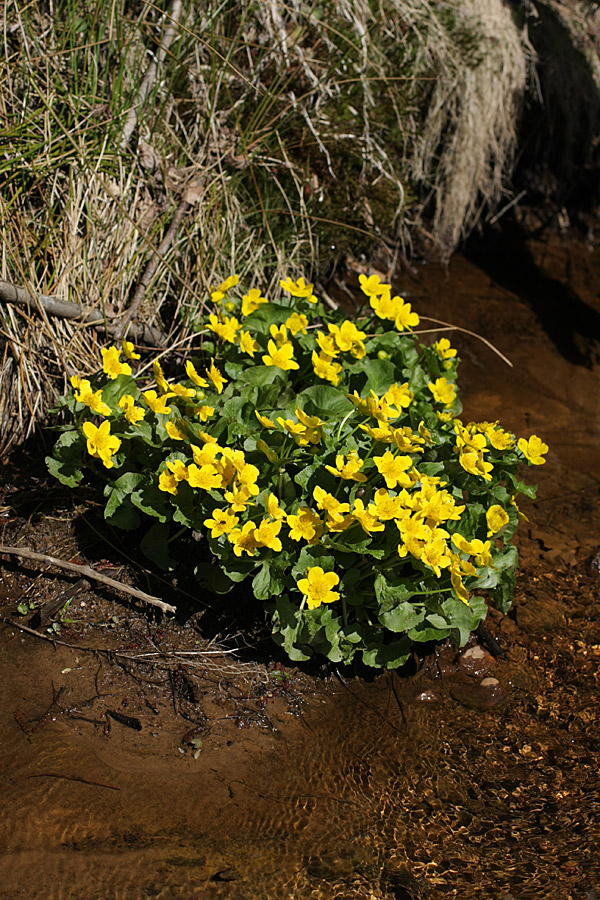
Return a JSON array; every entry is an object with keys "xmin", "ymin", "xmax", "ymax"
[{"xmin": 0, "ymin": 0, "xmax": 599, "ymax": 451}]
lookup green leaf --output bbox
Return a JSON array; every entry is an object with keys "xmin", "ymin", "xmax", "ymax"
[
  {"xmin": 46, "ymin": 430, "xmax": 85, "ymax": 487},
  {"xmin": 374, "ymin": 573, "xmax": 413, "ymax": 611},
  {"xmin": 407, "ymin": 622, "xmax": 450, "ymax": 642},
  {"xmin": 131, "ymin": 483, "xmax": 169, "ymax": 522},
  {"xmin": 99, "ymin": 374, "xmax": 138, "ymax": 410},
  {"xmin": 291, "ymin": 548, "xmax": 336, "ymax": 580},
  {"xmin": 103, "ymin": 483, "xmax": 141, "ymax": 530},
  {"xmin": 241, "ymin": 366, "xmax": 284, "ymax": 388},
  {"xmin": 294, "ymin": 384, "xmax": 354, "ymax": 417},
  {"xmin": 242, "ymin": 303, "xmax": 292, "ymax": 334},
  {"xmin": 252, "ymin": 558, "xmax": 288, "ymax": 601},
  {"xmin": 380, "ymin": 601, "xmax": 425, "ymax": 633},
  {"xmin": 46, "ymin": 453, "xmax": 84, "ymax": 488},
  {"xmin": 361, "ymin": 358, "xmax": 395, "ymax": 395}
]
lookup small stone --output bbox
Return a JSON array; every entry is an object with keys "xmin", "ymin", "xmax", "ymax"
[
  {"xmin": 450, "ymin": 676, "xmax": 507, "ymax": 710},
  {"xmin": 459, "ymin": 645, "xmax": 495, "ymax": 676}
]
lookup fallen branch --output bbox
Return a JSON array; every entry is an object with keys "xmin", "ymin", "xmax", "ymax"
[
  {"xmin": 0, "ymin": 279, "xmax": 165, "ymax": 345},
  {"xmin": 119, "ymin": 0, "xmax": 183, "ymax": 151},
  {"xmin": 114, "ymin": 197, "xmax": 190, "ymax": 339},
  {"xmin": 0, "ymin": 545, "xmax": 176, "ymax": 615}
]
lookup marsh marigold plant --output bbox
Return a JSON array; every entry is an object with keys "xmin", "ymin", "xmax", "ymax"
[{"xmin": 48, "ymin": 274, "xmax": 548, "ymax": 668}]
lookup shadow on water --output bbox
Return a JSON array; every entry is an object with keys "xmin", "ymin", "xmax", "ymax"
[
  {"xmin": 1, "ymin": 227, "xmax": 600, "ymax": 899},
  {"xmin": 464, "ymin": 218, "xmax": 600, "ymax": 368}
]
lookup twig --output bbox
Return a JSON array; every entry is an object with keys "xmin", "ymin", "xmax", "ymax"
[
  {"xmin": 114, "ymin": 197, "xmax": 190, "ymax": 339},
  {"xmin": 0, "ymin": 279, "xmax": 165, "ymax": 345},
  {"xmin": 119, "ymin": 0, "xmax": 183, "ymax": 150},
  {"xmin": 23, "ymin": 773, "xmax": 120, "ymax": 791},
  {"xmin": 417, "ymin": 316, "xmax": 513, "ymax": 367},
  {"xmin": 0, "ymin": 545, "xmax": 176, "ymax": 614}
]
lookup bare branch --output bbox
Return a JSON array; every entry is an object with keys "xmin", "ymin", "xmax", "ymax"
[{"xmin": 0, "ymin": 545, "xmax": 176, "ymax": 615}]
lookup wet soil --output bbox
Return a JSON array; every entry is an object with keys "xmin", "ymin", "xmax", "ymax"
[{"xmin": 1, "ymin": 227, "xmax": 600, "ymax": 899}]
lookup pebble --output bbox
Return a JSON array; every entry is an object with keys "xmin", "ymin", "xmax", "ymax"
[
  {"xmin": 459, "ymin": 645, "xmax": 495, "ymax": 676},
  {"xmin": 450, "ymin": 676, "xmax": 507, "ymax": 710}
]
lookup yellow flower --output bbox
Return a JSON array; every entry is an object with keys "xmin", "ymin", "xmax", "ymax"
[
  {"xmin": 206, "ymin": 358, "xmax": 227, "ymax": 393},
  {"xmin": 328, "ymin": 321, "xmax": 366, "ymax": 358},
  {"xmin": 266, "ymin": 493, "xmax": 286, "ymax": 520},
  {"xmin": 296, "ymin": 566, "xmax": 340, "ymax": 610},
  {"xmin": 255, "ymin": 411, "xmax": 275, "ymax": 429},
  {"xmin": 82, "ymin": 420, "xmax": 121, "ymax": 469},
  {"xmin": 142, "ymin": 390, "xmax": 174, "ymax": 415},
  {"xmin": 370, "ymin": 290, "xmax": 402, "ymax": 321},
  {"xmin": 204, "ymin": 508, "xmax": 239, "ymax": 538},
  {"xmin": 239, "ymin": 330, "xmax": 259, "ymax": 357},
  {"xmin": 368, "ymin": 489, "xmax": 407, "ymax": 521},
  {"xmin": 216, "ymin": 274, "xmax": 239, "ymax": 293},
  {"xmin": 452, "ymin": 534, "xmax": 493, "ymax": 567},
  {"xmin": 517, "ymin": 435, "xmax": 548, "ymax": 465},
  {"xmin": 459, "ymin": 450, "xmax": 493, "ymax": 481},
  {"xmin": 187, "ymin": 463, "xmax": 222, "ymax": 491},
  {"xmin": 428, "ymin": 377, "xmax": 456, "ymax": 407},
  {"xmin": 237, "ymin": 462, "xmax": 260, "ymax": 495},
  {"xmin": 450, "ymin": 556, "xmax": 471, "ymax": 605},
  {"xmin": 277, "ymin": 416, "xmax": 306, "ymax": 444},
  {"xmin": 325, "ymin": 450, "xmax": 367, "ymax": 482},
  {"xmin": 280, "ymin": 276, "xmax": 314, "ymax": 299},
  {"xmin": 158, "ymin": 470, "xmax": 179, "ymax": 494},
  {"xmin": 397, "ymin": 517, "xmax": 432, "ymax": 560},
  {"xmin": 269, "ymin": 324, "xmax": 289, "ymax": 346},
  {"xmin": 185, "ymin": 360, "xmax": 209, "ymax": 388},
  {"xmin": 295, "ymin": 406, "xmax": 324, "ymax": 445},
  {"xmin": 224, "ymin": 483, "xmax": 254, "ymax": 512},
  {"xmin": 191, "ymin": 405, "xmax": 215, "ymax": 422},
  {"xmin": 420, "ymin": 533, "xmax": 452, "ymax": 578},
  {"xmin": 241, "ymin": 288, "xmax": 268, "ymax": 317},
  {"xmin": 313, "ymin": 487, "xmax": 350, "ymax": 523},
  {"xmin": 101, "ymin": 346, "xmax": 132, "ymax": 380},
  {"xmin": 153, "ymin": 358, "xmax": 171, "ymax": 393},
  {"xmin": 118, "ymin": 394, "xmax": 145, "ymax": 425},
  {"xmin": 285, "ymin": 312, "xmax": 308, "ymax": 335},
  {"xmin": 287, "ymin": 507, "xmax": 323, "ymax": 544},
  {"xmin": 190, "ymin": 442, "xmax": 220, "ymax": 465},
  {"xmin": 358, "ymin": 273, "xmax": 391, "ymax": 298},
  {"xmin": 165, "ymin": 420, "xmax": 186, "ymax": 441},
  {"xmin": 395, "ymin": 299, "xmax": 420, "ymax": 331},
  {"xmin": 486, "ymin": 504, "xmax": 510, "ymax": 536},
  {"xmin": 228, "ymin": 521, "xmax": 258, "ymax": 557},
  {"xmin": 432, "ymin": 337, "xmax": 457, "ymax": 360},
  {"xmin": 166, "ymin": 459, "xmax": 188, "ymax": 482},
  {"xmin": 311, "ymin": 351, "xmax": 342, "ymax": 386},
  {"xmin": 254, "ymin": 518, "xmax": 283, "ymax": 552},
  {"xmin": 262, "ymin": 340, "xmax": 299, "ymax": 371},
  {"xmin": 484, "ymin": 423, "xmax": 515, "ymax": 451},
  {"xmin": 373, "ymin": 450, "xmax": 413, "ymax": 489},
  {"xmin": 207, "ymin": 313, "xmax": 241, "ymax": 344},
  {"xmin": 73, "ymin": 379, "xmax": 111, "ymax": 416},
  {"xmin": 352, "ymin": 498, "xmax": 385, "ymax": 535},
  {"xmin": 383, "ymin": 382, "xmax": 413, "ymax": 410},
  {"xmin": 122, "ymin": 340, "xmax": 141, "ymax": 360},
  {"xmin": 171, "ymin": 383, "xmax": 196, "ymax": 399}
]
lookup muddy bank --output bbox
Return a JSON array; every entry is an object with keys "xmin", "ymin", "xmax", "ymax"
[{"xmin": 1, "ymin": 228, "xmax": 600, "ymax": 899}]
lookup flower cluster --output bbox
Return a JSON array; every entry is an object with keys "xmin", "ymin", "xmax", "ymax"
[{"xmin": 48, "ymin": 274, "xmax": 547, "ymax": 668}]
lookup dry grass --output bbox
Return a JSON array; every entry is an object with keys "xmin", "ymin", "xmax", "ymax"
[{"xmin": 0, "ymin": 0, "xmax": 599, "ymax": 452}]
